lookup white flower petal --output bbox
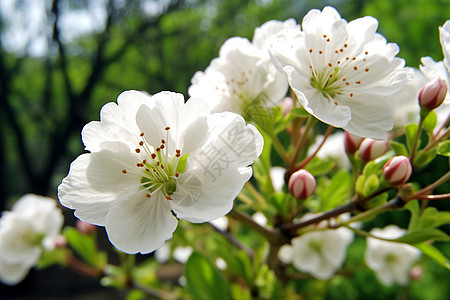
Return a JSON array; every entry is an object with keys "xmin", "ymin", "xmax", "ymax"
[
  {"xmin": 58, "ymin": 151, "xmax": 139, "ymax": 225},
  {"xmin": 341, "ymin": 93, "xmax": 394, "ymax": 139},
  {"xmin": 0, "ymin": 258, "xmax": 31, "ymax": 286},
  {"xmin": 105, "ymin": 191, "xmax": 178, "ymax": 254},
  {"xmin": 82, "ymin": 90, "xmax": 151, "ymax": 152},
  {"xmin": 0, "ymin": 213, "xmax": 41, "ymax": 265},
  {"xmin": 171, "ymin": 163, "xmax": 250, "ymax": 223}
]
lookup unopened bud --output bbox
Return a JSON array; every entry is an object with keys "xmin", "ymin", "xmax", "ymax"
[
  {"xmin": 359, "ymin": 138, "xmax": 389, "ymax": 162},
  {"xmin": 344, "ymin": 131, "xmax": 363, "ymax": 155},
  {"xmin": 418, "ymin": 78, "xmax": 447, "ymax": 111},
  {"xmin": 53, "ymin": 235, "xmax": 67, "ymax": 249},
  {"xmin": 383, "ymin": 155, "xmax": 412, "ymax": 186},
  {"xmin": 282, "ymin": 97, "xmax": 294, "ymax": 116},
  {"xmin": 410, "ymin": 265, "xmax": 423, "ymax": 281},
  {"xmin": 288, "ymin": 169, "xmax": 316, "ymax": 200},
  {"xmin": 76, "ymin": 220, "xmax": 97, "ymax": 235}
]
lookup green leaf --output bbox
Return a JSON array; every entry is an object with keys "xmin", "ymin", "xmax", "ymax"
[
  {"xmin": 291, "ymin": 107, "xmax": 310, "ymax": 118},
  {"xmin": 36, "ymin": 248, "xmax": 68, "ymax": 270},
  {"xmin": 185, "ymin": 252, "xmax": 229, "ymax": 300},
  {"xmin": 304, "ymin": 156, "xmax": 335, "ymax": 176},
  {"xmin": 319, "ymin": 170, "xmax": 351, "ymax": 210},
  {"xmin": 63, "ymin": 227, "xmax": 105, "ymax": 268},
  {"xmin": 394, "ymin": 228, "xmax": 450, "ymax": 244},
  {"xmin": 405, "ymin": 200, "xmax": 420, "ymax": 232},
  {"xmin": 423, "ymin": 110, "xmax": 437, "ymax": 134},
  {"xmin": 415, "ymin": 242, "xmax": 450, "ymax": 270},
  {"xmin": 405, "ymin": 123, "xmax": 419, "ymax": 153},
  {"xmin": 416, "ymin": 207, "xmax": 450, "ymax": 229},
  {"xmin": 362, "ymin": 174, "xmax": 379, "ymax": 197},
  {"xmin": 413, "ymin": 147, "xmax": 437, "ymax": 169},
  {"xmin": 176, "ymin": 153, "xmax": 190, "ymax": 173},
  {"xmin": 355, "ymin": 174, "xmax": 366, "ymax": 196},
  {"xmin": 437, "ymin": 140, "xmax": 450, "ymax": 157},
  {"xmin": 389, "ymin": 141, "xmax": 409, "ymax": 156}
]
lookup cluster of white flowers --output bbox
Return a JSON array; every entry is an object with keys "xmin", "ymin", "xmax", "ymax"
[
  {"xmin": 1, "ymin": 5, "xmax": 441, "ymax": 289},
  {"xmin": 188, "ymin": 19, "xmax": 297, "ymax": 116},
  {"xmin": 0, "ymin": 194, "xmax": 63, "ymax": 285}
]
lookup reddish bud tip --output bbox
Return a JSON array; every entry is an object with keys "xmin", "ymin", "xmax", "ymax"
[
  {"xmin": 383, "ymin": 155, "xmax": 412, "ymax": 186},
  {"xmin": 281, "ymin": 97, "xmax": 294, "ymax": 116},
  {"xmin": 344, "ymin": 131, "xmax": 363, "ymax": 155},
  {"xmin": 418, "ymin": 78, "xmax": 447, "ymax": 111},
  {"xmin": 359, "ymin": 138, "xmax": 389, "ymax": 162},
  {"xmin": 288, "ymin": 169, "xmax": 316, "ymax": 200},
  {"xmin": 76, "ymin": 220, "xmax": 97, "ymax": 235}
]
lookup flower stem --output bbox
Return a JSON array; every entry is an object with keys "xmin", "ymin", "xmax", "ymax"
[
  {"xmin": 343, "ymin": 197, "xmax": 404, "ymax": 225},
  {"xmin": 132, "ymin": 282, "xmax": 179, "ymax": 300},
  {"xmin": 208, "ymin": 222, "xmax": 254, "ymax": 260},
  {"xmin": 227, "ymin": 207, "xmax": 288, "ymax": 245},
  {"xmin": 66, "ymin": 251, "xmax": 101, "ymax": 278},
  {"xmin": 410, "ymin": 115, "xmax": 425, "ymax": 163},
  {"xmin": 296, "ymin": 125, "xmax": 334, "ymax": 170},
  {"xmin": 289, "ymin": 116, "xmax": 316, "ymax": 171},
  {"xmin": 283, "ymin": 202, "xmax": 355, "ymax": 233},
  {"xmin": 415, "ymin": 193, "xmax": 450, "ymax": 200},
  {"xmin": 411, "ymin": 170, "xmax": 450, "ymax": 199},
  {"xmin": 245, "ymin": 181, "xmax": 266, "ymax": 208},
  {"xmin": 270, "ymin": 133, "xmax": 289, "ymax": 163}
]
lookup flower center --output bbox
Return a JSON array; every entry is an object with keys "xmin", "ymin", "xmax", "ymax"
[
  {"xmin": 310, "ymin": 66, "xmax": 343, "ymax": 99},
  {"xmin": 307, "ymin": 34, "xmax": 371, "ymax": 103},
  {"xmin": 121, "ymin": 127, "xmax": 189, "ymax": 200}
]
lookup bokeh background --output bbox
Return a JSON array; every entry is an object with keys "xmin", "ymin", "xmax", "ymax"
[{"xmin": 0, "ymin": 0, "xmax": 449, "ymax": 299}]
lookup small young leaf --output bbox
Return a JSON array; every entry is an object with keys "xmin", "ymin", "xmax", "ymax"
[
  {"xmin": 185, "ymin": 252, "xmax": 229, "ymax": 300},
  {"xmin": 291, "ymin": 107, "xmax": 310, "ymax": 118},
  {"xmin": 416, "ymin": 207, "xmax": 450, "ymax": 229},
  {"xmin": 413, "ymin": 148, "xmax": 437, "ymax": 169},
  {"xmin": 423, "ymin": 110, "xmax": 438, "ymax": 134},
  {"xmin": 363, "ymin": 174, "xmax": 379, "ymax": 197},
  {"xmin": 437, "ymin": 140, "xmax": 450, "ymax": 157},
  {"xmin": 405, "ymin": 123, "xmax": 419, "ymax": 153},
  {"xmin": 405, "ymin": 200, "xmax": 420, "ymax": 232},
  {"xmin": 394, "ymin": 228, "xmax": 450, "ymax": 244},
  {"xmin": 415, "ymin": 242, "xmax": 450, "ymax": 270},
  {"xmin": 389, "ymin": 141, "xmax": 409, "ymax": 156},
  {"xmin": 63, "ymin": 227, "xmax": 103, "ymax": 268},
  {"xmin": 305, "ymin": 156, "xmax": 335, "ymax": 176}
]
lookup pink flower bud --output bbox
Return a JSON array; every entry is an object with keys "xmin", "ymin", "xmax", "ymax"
[
  {"xmin": 53, "ymin": 235, "xmax": 68, "ymax": 249},
  {"xmin": 282, "ymin": 97, "xmax": 294, "ymax": 116},
  {"xmin": 410, "ymin": 265, "xmax": 423, "ymax": 281},
  {"xmin": 418, "ymin": 78, "xmax": 447, "ymax": 111},
  {"xmin": 76, "ymin": 220, "xmax": 97, "ymax": 235},
  {"xmin": 359, "ymin": 138, "xmax": 389, "ymax": 162},
  {"xmin": 288, "ymin": 169, "xmax": 316, "ymax": 200},
  {"xmin": 344, "ymin": 131, "xmax": 363, "ymax": 155},
  {"xmin": 383, "ymin": 155, "xmax": 412, "ymax": 186}
]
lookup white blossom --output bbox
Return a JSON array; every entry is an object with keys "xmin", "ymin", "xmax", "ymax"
[
  {"xmin": 58, "ymin": 91, "xmax": 263, "ymax": 254},
  {"xmin": 365, "ymin": 225, "xmax": 420, "ymax": 286},
  {"xmin": 188, "ymin": 19, "xmax": 296, "ymax": 116},
  {"xmin": 278, "ymin": 214, "xmax": 354, "ymax": 279},
  {"xmin": 270, "ymin": 6, "xmax": 412, "ymax": 139},
  {"xmin": 307, "ymin": 132, "xmax": 350, "ymax": 169},
  {"xmin": 0, "ymin": 194, "xmax": 63, "ymax": 285}
]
